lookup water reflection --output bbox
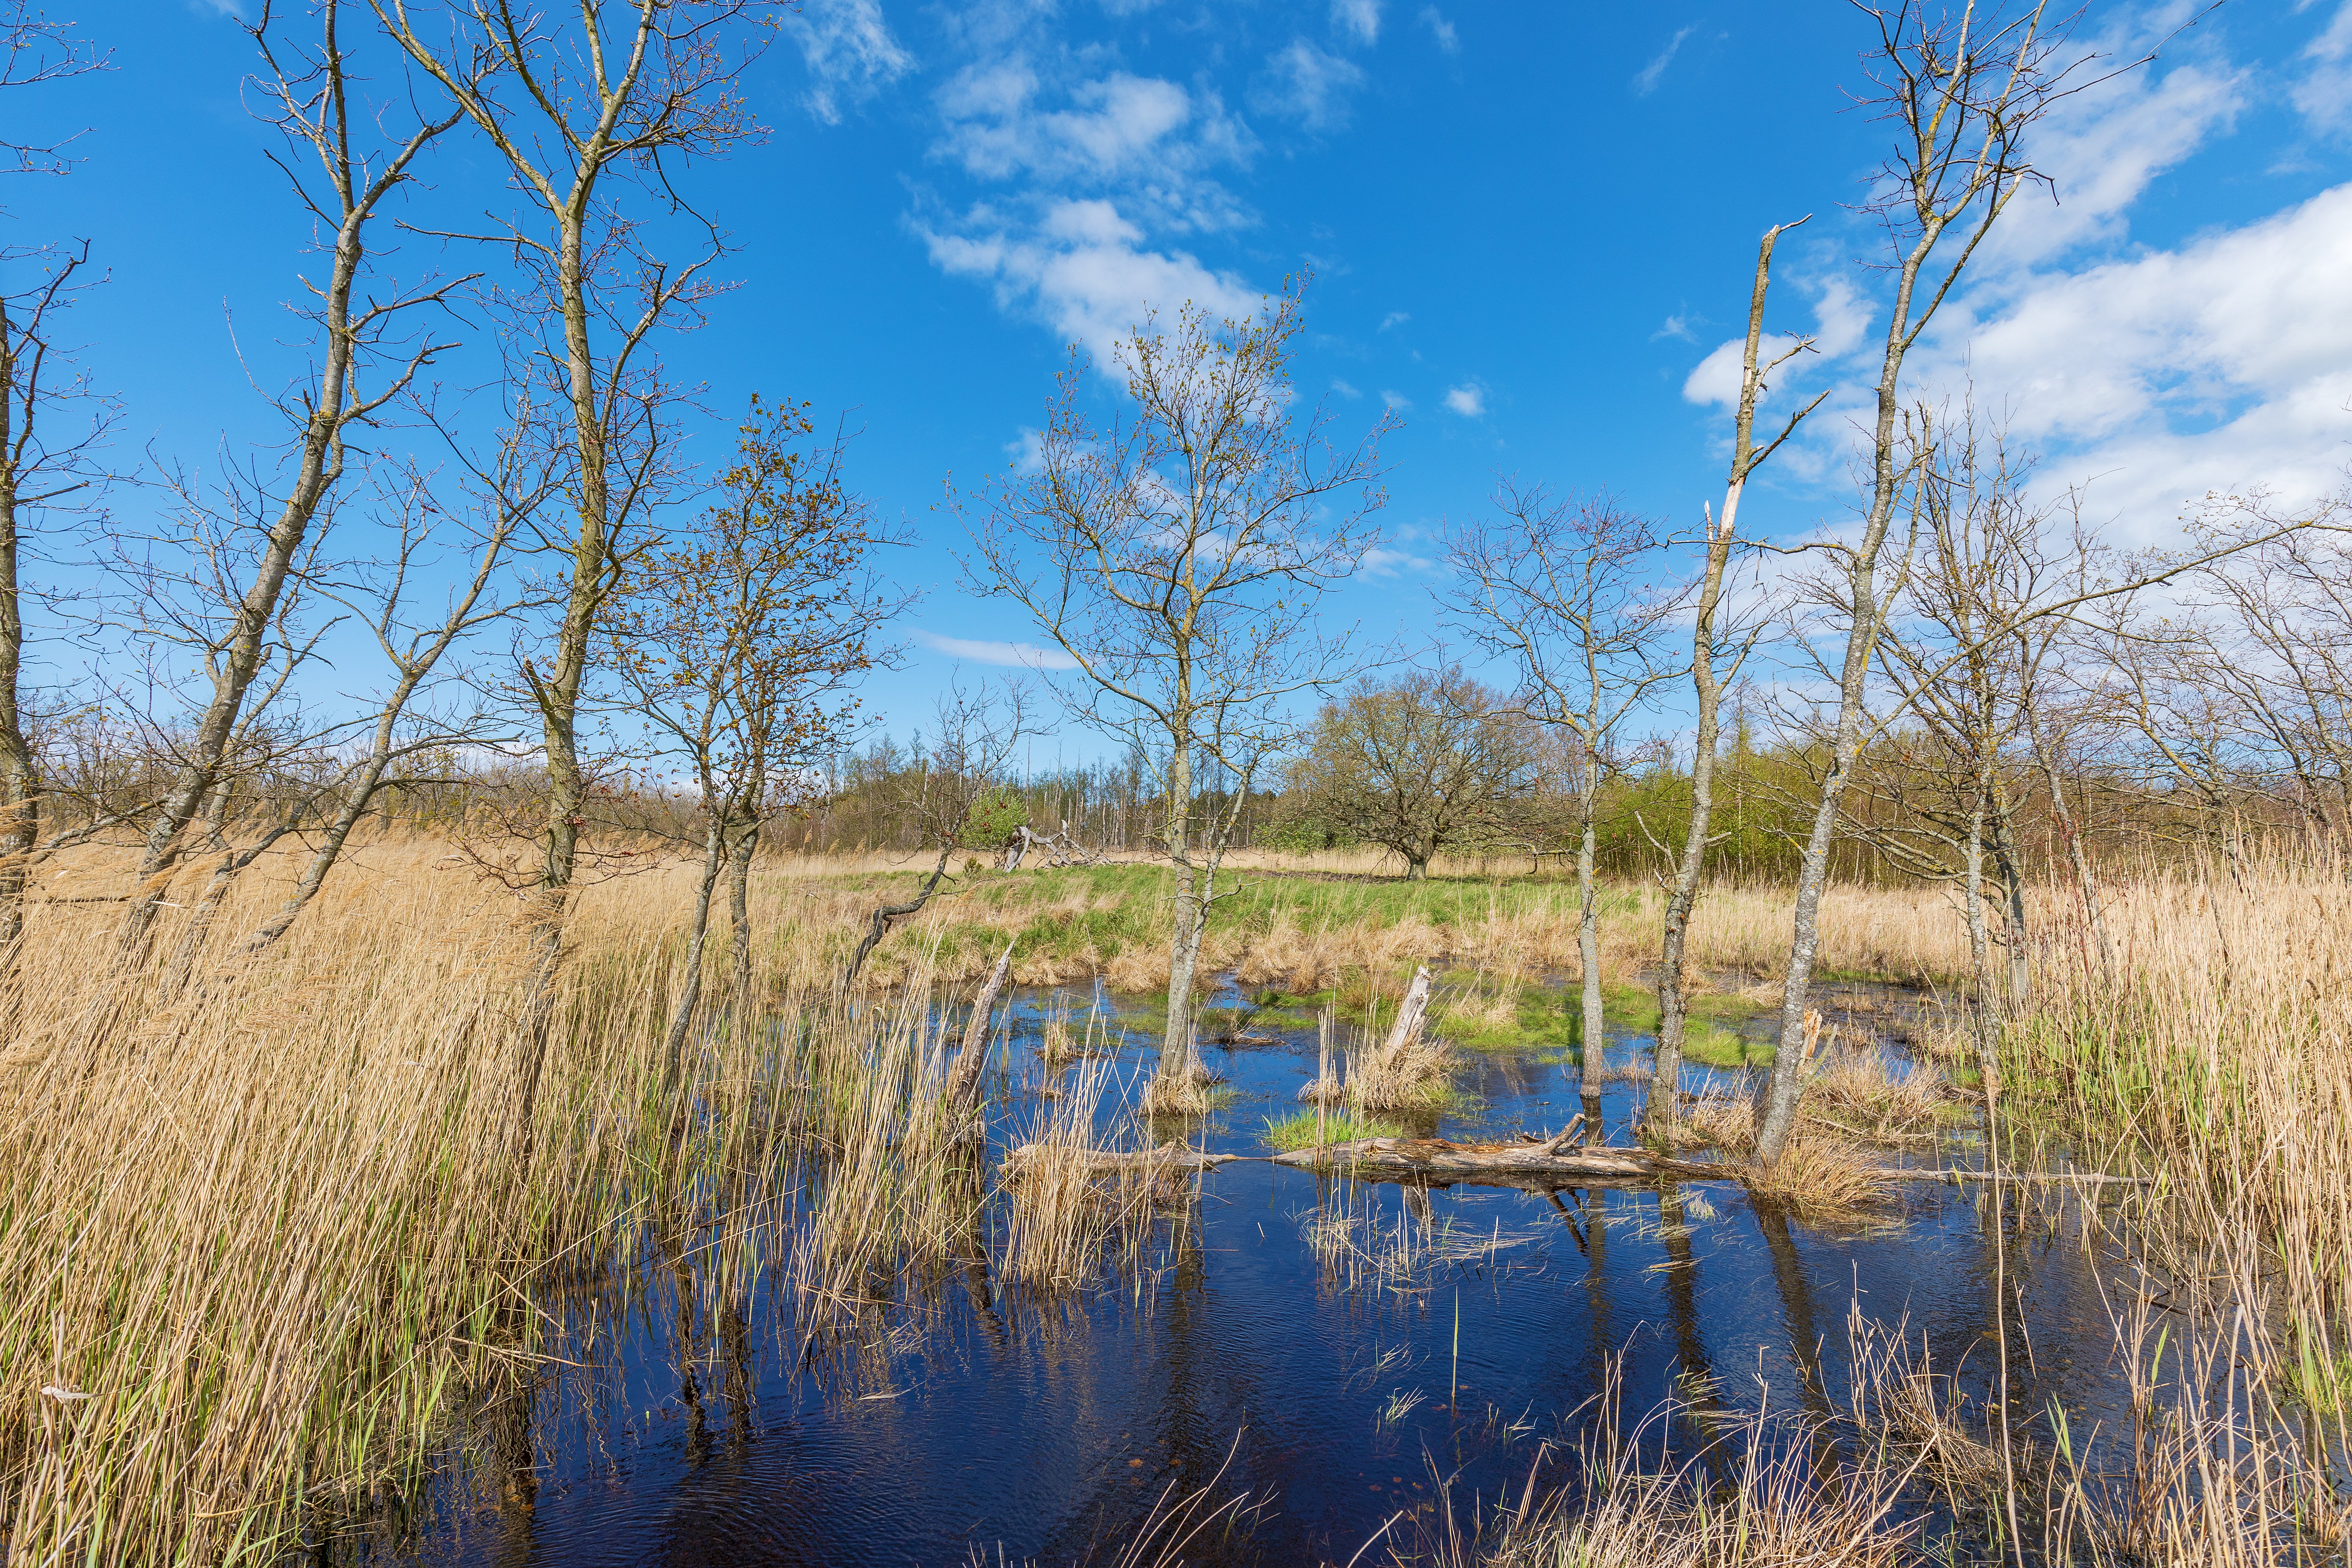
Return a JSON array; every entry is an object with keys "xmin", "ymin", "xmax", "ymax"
[{"xmin": 330, "ymin": 973, "xmax": 2132, "ymax": 1567}]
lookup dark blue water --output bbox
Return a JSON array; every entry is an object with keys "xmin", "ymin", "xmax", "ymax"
[{"xmin": 340, "ymin": 978, "xmax": 2123, "ymax": 1567}]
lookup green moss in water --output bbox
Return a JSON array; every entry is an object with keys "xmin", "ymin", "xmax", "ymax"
[{"xmin": 1680, "ymin": 1027, "xmax": 1776, "ymax": 1069}]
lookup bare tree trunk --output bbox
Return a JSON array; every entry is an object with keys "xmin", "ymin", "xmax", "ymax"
[
  {"xmin": 724, "ymin": 817, "xmax": 756, "ymax": 1005},
  {"xmin": 1576, "ymin": 794, "xmax": 1603, "ymax": 1070},
  {"xmin": 1160, "ymin": 741, "xmax": 1203, "ymax": 1086},
  {"xmin": 1961, "ymin": 783, "xmax": 2001, "ymax": 1092},
  {"xmin": 845, "ymin": 845, "xmax": 953, "ymax": 987},
  {"xmin": 1988, "ymin": 778, "xmax": 2030, "ymax": 1006},
  {"xmin": 946, "ymin": 940, "xmax": 1015, "ymax": 1114},
  {"xmin": 156, "ymin": 785, "xmax": 237, "ymax": 1002},
  {"xmin": 662, "ymin": 814, "xmax": 727, "ymax": 1111},
  {"xmin": 1753, "ymin": 0, "xmax": 2053, "ymax": 1165},
  {"xmin": 1647, "ymin": 220, "xmax": 1814, "ymax": 1137}
]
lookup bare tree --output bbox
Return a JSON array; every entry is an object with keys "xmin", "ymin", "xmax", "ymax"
[
  {"xmin": 0, "ymin": 3, "xmax": 107, "ymax": 1032},
  {"xmin": 0, "ymin": 0, "xmax": 106, "ymax": 179},
  {"xmin": 1841, "ymin": 420, "xmax": 2058, "ymax": 1085},
  {"xmin": 227, "ymin": 405, "xmax": 560, "ymax": 961},
  {"xmin": 842, "ymin": 682, "xmax": 1032, "ymax": 987},
  {"xmin": 373, "ymin": 0, "xmax": 764, "ymax": 1162},
  {"xmin": 110, "ymin": 0, "xmax": 466, "ymax": 974},
  {"xmin": 1757, "ymin": 0, "xmax": 2077, "ymax": 1164},
  {"xmin": 608, "ymin": 396, "xmax": 895, "ymax": 1089},
  {"xmin": 964, "ymin": 286, "xmax": 1393, "ymax": 1099},
  {"xmin": 1282, "ymin": 667, "xmax": 1541, "ymax": 881},
  {"xmin": 1448, "ymin": 484, "xmax": 1684, "ymax": 1070},
  {"xmin": 1, "ymin": 237, "xmax": 108, "ymax": 1025},
  {"xmin": 1640, "ymin": 219, "xmax": 1823, "ymax": 1135}
]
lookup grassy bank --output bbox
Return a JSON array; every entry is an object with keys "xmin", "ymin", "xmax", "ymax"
[{"xmin": 748, "ymin": 852, "xmax": 1981, "ymax": 996}]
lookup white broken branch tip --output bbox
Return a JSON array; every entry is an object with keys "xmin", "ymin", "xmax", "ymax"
[{"xmin": 41, "ymin": 1385, "xmax": 90, "ymax": 1402}]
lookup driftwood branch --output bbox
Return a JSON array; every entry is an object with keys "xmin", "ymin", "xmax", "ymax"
[{"xmin": 844, "ymin": 846, "xmax": 955, "ymax": 986}]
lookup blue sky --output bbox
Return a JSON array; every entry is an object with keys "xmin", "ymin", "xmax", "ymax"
[{"xmin": 17, "ymin": 0, "xmax": 2352, "ymax": 759}]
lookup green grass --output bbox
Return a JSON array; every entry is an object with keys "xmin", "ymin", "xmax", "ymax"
[
  {"xmin": 1437, "ymin": 981, "xmax": 1581, "ymax": 1053},
  {"xmin": 1262, "ymin": 1109, "xmax": 1406, "ymax": 1151},
  {"xmin": 1681, "ymin": 1026, "xmax": 1776, "ymax": 1068}
]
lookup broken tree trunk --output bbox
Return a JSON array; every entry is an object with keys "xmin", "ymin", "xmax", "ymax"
[
  {"xmin": 1380, "ymin": 966, "xmax": 1433, "ymax": 1062},
  {"xmin": 945, "ymin": 941, "xmax": 1015, "ymax": 1115}
]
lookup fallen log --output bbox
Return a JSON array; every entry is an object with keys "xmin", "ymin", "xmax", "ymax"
[
  {"xmin": 1000, "ymin": 1140, "xmax": 1252, "ymax": 1178},
  {"xmin": 1271, "ymin": 1131, "xmax": 1741, "ymax": 1184},
  {"xmin": 994, "ymin": 1117, "xmax": 2149, "ymax": 1192}
]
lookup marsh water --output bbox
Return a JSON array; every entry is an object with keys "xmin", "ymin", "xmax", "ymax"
[{"xmin": 335, "ymin": 977, "xmax": 2132, "ymax": 1567}]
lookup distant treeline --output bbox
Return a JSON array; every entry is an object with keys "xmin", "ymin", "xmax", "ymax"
[{"xmin": 38, "ymin": 704, "xmax": 2322, "ymax": 888}]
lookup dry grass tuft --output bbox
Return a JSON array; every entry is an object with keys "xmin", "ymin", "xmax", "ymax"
[{"xmin": 1740, "ymin": 1131, "xmax": 1890, "ymax": 1218}]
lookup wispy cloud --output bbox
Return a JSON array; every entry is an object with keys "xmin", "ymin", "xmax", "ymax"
[
  {"xmin": 1332, "ymin": 0, "xmax": 1382, "ymax": 47},
  {"xmin": 1418, "ymin": 7, "xmax": 1459, "ymax": 54},
  {"xmin": 919, "ymin": 197, "xmax": 1259, "ymax": 350},
  {"xmin": 1442, "ymin": 382, "xmax": 1485, "ymax": 416},
  {"xmin": 910, "ymin": 630, "xmax": 1080, "ymax": 670},
  {"xmin": 1651, "ymin": 312, "xmax": 1696, "ymax": 342},
  {"xmin": 786, "ymin": 0, "xmax": 913, "ymax": 124},
  {"xmin": 1359, "ymin": 543, "xmax": 1436, "ymax": 578},
  {"xmin": 1252, "ymin": 39, "xmax": 1367, "ymax": 132},
  {"xmin": 1378, "ymin": 310, "xmax": 1410, "ymax": 331},
  {"xmin": 1633, "ymin": 24, "xmax": 1696, "ymax": 96},
  {"xmin": 1380, "ymin": 388, "xmax": 1413, "ymax": 412},
  {"xmin": 1331, "ymin": 377, "xmax": 1364, "ymax": 399}
]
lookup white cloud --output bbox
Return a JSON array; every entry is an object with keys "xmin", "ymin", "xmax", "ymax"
[
  {"xmin": 1380, "ymin": 388, "xmax": 1413, "ymax": 411},
  {"xmin": 1332, "ymin": 0, "xmax": 1382, "ymax": 47},
  {"xmin": 1633, "ymin": 24, "xmax": 1695, "ymax": 96},
  {"xmin": 1359, "ymin": 544, "xmax": 1435, "ymax": 578},
  {"xmin": 1682, "ymin": 278, "xmax": 1873, "ymax": 407},
  {"xmin": 1004, "ymin": 427, "xmax": 1046, "ymax": 473},
  {"xmin": 918, "ymin": 21, "xmax": 1270, "ymax": 349},
  {"xmin": 1378, "ymin": 310, "xmax": 1409, "ymax": 331},
  {"xmin": 1986, "ymin": 59, "xmax": 2245, "ymax": 266},
  {"xmin": 1253, "ymin": 40, "xmax": 1366, "ymax": 132},
  {"xmin": 786, "ymin": 0, "xmax": 914, "ymax": 124},
  {"xmin": 910, "ymin": 630, "xmax": 1081, "ymax": 670},
  {"xmin": 1331, "ymin": 378, "xmax": 1363, "ymax": 399},
  {"xmin": 1418, "ymin": 6, "xmax": 1458, "ymax": 54},
  {"xmin": 1442, "ymin": 383, "xmax": 1485, "ymax": 417},
  {"xmin": 2297, "ymin": 2, "xmax": 2352, "ymax": 136},
  {"xmin": 920, "ymin": 197, "xmax": 1260, "ymax": 348},
  {"xmin": 1652, "ymin": 312, "xmax": 1695, "ymax": 343},
  {"xmin": 1914, "ymin": 181, "xmax": 2352, "ymax": 539}
]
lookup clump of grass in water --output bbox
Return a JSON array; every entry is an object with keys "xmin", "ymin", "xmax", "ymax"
[{"xmin": 1260, "ymin": 1108, "xmax": 1404, "ymax": 1151}]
